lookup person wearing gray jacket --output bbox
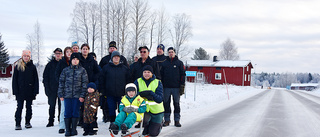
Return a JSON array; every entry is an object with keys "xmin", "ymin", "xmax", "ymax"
[{"xmin": 58, "ymin": 53, "xmax": 88, "ymax": 136}]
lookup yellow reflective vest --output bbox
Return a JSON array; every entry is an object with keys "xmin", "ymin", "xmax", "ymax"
[
  {"xmin": 121, "ymin": 95, "xmax": 145, "ymax": 122},
  {"xmin": 137, "ymin": 78, "xmax": 164, "ymax": 114}
]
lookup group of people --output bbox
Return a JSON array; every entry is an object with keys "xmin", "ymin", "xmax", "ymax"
[{"xmin": 11, "ymin": 41, "xmax": 186, "ymax": 137}]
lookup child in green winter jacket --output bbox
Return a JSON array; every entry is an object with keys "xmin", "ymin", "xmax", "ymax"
[{"xmin": 109, "ymin": 83, "xmax": 146, "ymax": 135}]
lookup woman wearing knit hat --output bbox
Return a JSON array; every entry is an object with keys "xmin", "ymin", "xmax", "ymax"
[
  {"xmin": 12, "ymin": 50, "xmax": 39, "ymax": 130},
  {"xmin": 99, "ymin": 51, "xmax": 130, "ymax": 123},
  {"xmin": 133, "ymin": 65, "xmax": 164, "ymax": 136}
]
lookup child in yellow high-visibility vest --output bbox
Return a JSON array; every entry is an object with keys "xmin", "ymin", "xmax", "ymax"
[{"xmin": 109, "ymin": 83, "xmax": 147, "ymax": 135}]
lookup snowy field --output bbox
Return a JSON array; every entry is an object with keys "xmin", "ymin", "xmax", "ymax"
[{"xmin": 3, "ymin": 78, "xmax": 312, "ymax": 137}]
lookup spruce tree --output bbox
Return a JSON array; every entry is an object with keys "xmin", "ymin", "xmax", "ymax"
[
  {"xmin": 0, "ymin": 34, "xmax": 9, "ymax": 71},
  {"xmin": 191, "ymin": 47, "xmax": 210, "ymax": 60}
]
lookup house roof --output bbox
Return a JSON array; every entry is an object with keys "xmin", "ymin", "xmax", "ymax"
[
  {"xmin": 291, "ymin": 83, "xmax": 319, "ymax": 87},
  {"xmin": 8, "ymin": 56, "xmax": 21, "ymax": 64},
  {"xmin": 186, "ymin": 60, "xmax": 252, "ymax": 68}
]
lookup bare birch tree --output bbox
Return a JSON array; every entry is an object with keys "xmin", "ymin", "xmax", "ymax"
[
  {"xmin": 148, "ymin": 10, "xmax": 157, "ymax": 52},
  {"xmin": 219, "ymin": 38, "xmax": 240, "ymax": 60},
  {"xmin": 88, "ymin": 2, "xmax": 100, "ymax": 52},
  {"xmin": 170, "ymin": 13, "xmax": 192, "ymax": 58},
  {"xmin": 157, "ymin": 6, "xmax": 169, "ymax": 45},
  {"xmin": 130, "ymin": 0, "xmax": 150, "ymax": 56},
  {"xmin": 26, "ymin": 20, "xmax": 43, "ymax": 67}
]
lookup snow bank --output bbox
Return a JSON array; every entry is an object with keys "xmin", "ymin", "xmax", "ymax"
[{"xmin": 0, "ymin": 79, "xmax": 264, "ymax": 137}]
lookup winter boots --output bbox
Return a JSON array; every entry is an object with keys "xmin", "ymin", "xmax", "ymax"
[
  {"xmin": 64, "ymin": 118, "xmax": 72, "ymax": 136},
  {"xmin": 15, "ymin": 118, "xmax": 22, "ymax": 130},
  {"xmin": 71, "ymin": 118, "xmax": 79, "ymax": 136},
  {"xmin": 25, "ymin": 123, "xmax": 32, "ymax": 128},
  {"xmin": 83, "ymin": 123, "xmax": 96, "ymax": 136},
  {"xmin": 174, "ymin": 121, "xmax": 181, "ymax": 127},
  {"xmin": 15, "ymin": 125, "xmax": 22, "ymax": 130},
  {"xmin": 163, "ymin": 121, "xmax": 170, "ymax": 127},
  {"xmin": 120, "ymin": 123, "xmax": 128, "ymax": 134},
  {"xmin": 109, "ymin": 122, "xmax": 119, "ymax": 135},
  {"xmin": 46, "ymin": 119, "xmax": 54, "ymax": 127}
]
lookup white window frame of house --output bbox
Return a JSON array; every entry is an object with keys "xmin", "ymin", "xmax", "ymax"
[
  {"xmin": 248, "ymin": 74, "xmax": 251, "ymax": 81},
  {"xmin": 245, "ymin": 74, "xmax": 247, "ymax": 81},
  {"xmin": 215, "ymin": 73, "xmax": 222, "ymax": 80},
  {"xmin": 2, "ymin": 68, "xmax": 6, "ymax": 74},
  {"xmin": 197, "ymin": 72, "xmax": 204, "ymax": 81},
  {"xmin": 247, "ymin": 66, "xmax": 249, "ymax": 71}
]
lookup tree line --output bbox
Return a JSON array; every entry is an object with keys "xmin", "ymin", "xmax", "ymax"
[
  {"xmin": 251, "ymin": 72, "xmax": 320, "ymax": 88},
  {"xmin": 68, "ymin": 0, "xmax": 192, "ymax": 62}
]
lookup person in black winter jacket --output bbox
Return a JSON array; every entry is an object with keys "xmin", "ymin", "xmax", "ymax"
[
  {"xmin": 152, "ymin": 44, "xmax": 167, "ymax": 71},
  {"xmin": 160, "ymin": 47, "xmax": 186, "ymax": 127},
  {"xmin": 99, "ymin": 51, "xmax": 130, "ymax": 122},
  {"xmin": 99, "ymin": 41, "xmax": 129, "ymax": 68},
  {"xmin": 79, "ymin": 44, "xmax": 100, "ymax": 133},
  {"xmin": 43, "ymin": 48, "xmax": 63, "ymax": 127},
  {"xmin": 12, "ymin": 50, "xmax": 39, "ymax": 130},
  {"xmin": 55, "ymin": 47, "xmax": 73, "ymax": 134},
  {"xmin": 130, "ymin": 46, "xmax": 161, "ymax": 82},
  {"xmin": 99, "ymin": 41, "xmax": 128, "ymax": 123},
  {"xmin": 58, "ymin": 53, "xmax": 89, "ymax": 136}
]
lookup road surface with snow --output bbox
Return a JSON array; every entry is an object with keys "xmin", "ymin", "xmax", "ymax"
[{"xmin": 162, "ymin": 89, "xmax": 320, "ymax": 137}]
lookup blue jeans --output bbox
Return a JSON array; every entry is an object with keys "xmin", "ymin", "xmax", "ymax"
[
  {"xmin": 64, "ymin": 98, "xmax": 81, "ymax": 118},
  {"xmin": 107, "ymin": 96, "xmax": 121, "ymax": 117},
  {"xmin": 163, "ymin": 88, "xmax": 180, "ymax": 121},
  {"xmin": 59, "ymin": 100, "xmax": 65, "ymax": 129}
]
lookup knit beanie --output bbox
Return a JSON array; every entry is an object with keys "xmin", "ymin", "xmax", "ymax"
[
  {"xmin": 111, "ymin": 51, "xmax": 120, "ymax": 59},
  {"xmin": 167, "ymin": 47, "xmax": 176, "ymax": 53},
  {"xmin": 70, "ymin": 53, "xmax": 81, "ymax": 61},
  {"xmin": 109, "ymin": 41, "xmax": 117, "ymax": 49},
  {"xmin": 22, "ymin": 50, "xmax": 31, "ymax": 58},
  {"xmin": 87, "ymin": 82, "xmax": 97, "ymax": 90},
  {"xmin": 157, "ymin": 44, "xmax": 165, "ymax": 51},
  {"xmin": 143, "ymin": 65, "xmax": 153, "ymax": 74}
]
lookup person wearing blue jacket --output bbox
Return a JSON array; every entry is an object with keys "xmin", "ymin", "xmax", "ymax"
[
  {"xmin": 134, "ymin": 65, "xmax": 164, "ymax": 136},
  {"xmin": 58, "ymin": 53, "xmax": 88, "ymax": 136},
  {"xmin": 161, "ymin": 47, "xmax": 186, "ymax": 127}
]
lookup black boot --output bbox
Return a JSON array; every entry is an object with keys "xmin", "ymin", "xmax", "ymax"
[
  {"xmin": 71, "ymin": 118, "xmax": 79, "ymax": 136},
  {"xmin": 64, "ymin": 118, "xmax": 72, "ymax": 136},
  {"xmin": 15, "ymin": 118, "xmax": 22, "ymax": 130},
  {"xmin": 82, "ymin": 123, "xmax": 90, "ymax": 136},
  {"xmin": 109, "ymin": 115, "xmax": 116, "ymax": 123},
  {"xmin": 46, "ymin": 119, "xmax": 54, "ymax": 127},
  {"xmin": 25, "ymin": 117, "xmax": 32, "ymax": 129},
  {"xmin": 109, "ymin": 122, "xmax": 119, "ymax": 135},
  {"xmin": 120, "ymin": 124, "xmax": 128, "ymax": 134},
  {"xmin": 88, "ymin": 123, "xmax": 96, "ymax": 135},
  {"xmin": 174, "ymin": 121, "xmax": 181, "ymax": 127}
]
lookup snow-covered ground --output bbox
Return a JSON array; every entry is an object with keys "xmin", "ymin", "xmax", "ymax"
[{"xmin": 0, "ymin": 78, "xmax": 271, "ymax": 137}]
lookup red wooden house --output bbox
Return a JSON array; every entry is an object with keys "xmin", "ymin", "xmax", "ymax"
[
  {"xmin": 0, "ymin": 56, "xmax": 21, "ymax": 78},
  {"xmin": 186, "ymin": 59, "xmax": 253, "ymax": 86}
]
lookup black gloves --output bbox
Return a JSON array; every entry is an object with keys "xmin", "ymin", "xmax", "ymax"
[
  {"xmin": 179, "ymin": 85, "xmax": 185, "ymax": 96},
  {"xmin": 139, "ymin": 90, "xmax": 152, "ymax": 97},
  {"xmin": 139, "ymin": 90, "xmax": 154, "ymax": 100}
]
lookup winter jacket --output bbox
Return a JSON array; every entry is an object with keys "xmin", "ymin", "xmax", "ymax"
[
  {"xmin": 134, "ymin": 75, "xmax": 163, "ymax": 104},
  {"xmin": 79, "ymin": 54, "xmax": 100, "ymax": 83},
  {"xmin": 55, "ymin": 57, "xmax": 70, "ymax": 82},
  {"xmin": 119, "ymin": 95, "xmax": 146, "ymax": 121},
  {"xmin": 12, "ymin": 59, "xmax": 39, "ymax": 100},
  {"xmin": 130, "ymin": 57, "xmax": 161, "ymax": 82},
  {"xmin": 152, "ymin": 54, "xmax": 167, "ymax": 71},
  {"xmin": 83, "ymin": 91, "xmax": 100, "ymax": 123},
  {"xmin": 99, "ymin": 61, "xmax": 130, "ymax": 97},
  {"xmin": 43, "ymin": 58, "xmax": 59, "ymax": 97},
  {"xmin": 58, "ymin": 65, "xmax": 88, "ymax": 99},
  {"xmin": 161, "ymin": 56, "xmax": 186, "ymax": 88},
  {"xmin": 99, "ymin": 54, "xmax": 129, "ymax": 68}
]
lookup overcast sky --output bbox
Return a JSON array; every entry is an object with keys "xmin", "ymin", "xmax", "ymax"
[{"xmin": 1, "ymin": 0, "xmax": 320, "ymax": 73}]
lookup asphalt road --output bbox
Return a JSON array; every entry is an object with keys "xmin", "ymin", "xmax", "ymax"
[{"xmin": 162, "ymin": 89, "xmax": 320, "ymax": 137}]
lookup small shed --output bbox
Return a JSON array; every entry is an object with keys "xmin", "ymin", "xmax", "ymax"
[
  {"xmin": 290, "ymin": 83, "xmax": 319, "ymax": 91},
  {"xmin": 0, "ymin": 56, "xmax": 20, "ymax": 78},
  {"xmin": 186, "ymin": 59, "xmax": 253, "ymax": 86}
]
